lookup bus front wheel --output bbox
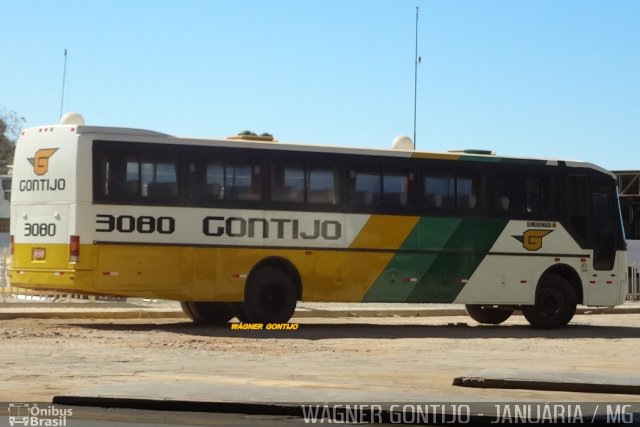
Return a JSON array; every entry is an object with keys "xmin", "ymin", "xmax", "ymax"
[
  {"xmin": 180, "ymin": 301, "xmax": 235, "ymax": 324},
  {"xmin": 522, "ymin": 274, "xmax": 577, "ymax": 329},
  {"xmin": 465, "ymin": 304, "xmax": 514, "ymax": 325},
  {"xmin": 241, "ymin": 267, "xmax": 297, "ymax": 324}
]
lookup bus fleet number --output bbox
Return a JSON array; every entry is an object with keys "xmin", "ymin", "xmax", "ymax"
[
  {"xmin": 96, "ymin": 214, "xmax": 175, "ymax": 234},
  {"xmin": 24, "ymin": 223, "xmax": 56, "ymax": 237}
]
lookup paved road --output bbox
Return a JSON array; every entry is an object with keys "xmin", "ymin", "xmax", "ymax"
[{"xmin": 0, "ymin": 410, "xmax": 311, "ymax": 427}]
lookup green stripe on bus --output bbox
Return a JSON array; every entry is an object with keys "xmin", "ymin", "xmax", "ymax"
[
  {"xmin": 363, "ymin": 217, "xmax": 508, "ymax": 303},
  {"xmin": 459, "ymin": 155, "xmax": 501, "ymax": 163}
]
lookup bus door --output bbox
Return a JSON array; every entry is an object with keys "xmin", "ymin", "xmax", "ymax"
[
  {"xmin": 567, "ymin": 175, "xmax": 623, "ymax": 305},
  {"xmin": 590, "ymin": 187, "xmax": 618, "ymax": 271},
  {"xmin": 567, "ymin": 175, "xmax": 620, "ymax": 270}
]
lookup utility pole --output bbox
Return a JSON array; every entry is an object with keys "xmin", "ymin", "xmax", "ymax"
[
  {"xmin": 59, "ymin": 49, "xmax": 68, "ymax": 119},
  {"xmin": 413, "ymin": 7, "xmax": 420, "ymax": 150}
]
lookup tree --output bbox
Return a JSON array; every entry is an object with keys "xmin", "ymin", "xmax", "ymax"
[
  {"xmin": 0, "ymin": 110, "xmax": 25, "ymax": 174},
  {"xmin": 238, "ymin": 130, "xmax": 273, "ymax": 138}
]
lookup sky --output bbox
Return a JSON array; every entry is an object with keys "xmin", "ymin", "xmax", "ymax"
[{"xmin": 1, "ymin": 0, "xmax": 639, "ymax": 170}]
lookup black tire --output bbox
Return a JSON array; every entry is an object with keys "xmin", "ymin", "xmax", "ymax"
[
  {"xmin": 522, "ymin": 274, "xmax": 577, "ymax": 329},
  {"xmin": 230, "ymin": 302, "xmax": 252, "ymax": 323},
  {"xmin": 180, "ymin": 301, "xmax": 235, "ymax": 324},
  {"xmin": 240, "ymin": 267, "xmax": 297, "ymax": 324},
  {"xmin": 465, "ymin": 304, "xmax": 514, "ymax": 325}
]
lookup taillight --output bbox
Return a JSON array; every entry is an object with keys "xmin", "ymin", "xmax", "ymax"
[
  {"xmin": 69, "ymin": 235, "xmax": 80, "ymax": 262},
  {"xmin": 10, "ymin": 235, "xmax": 14, "ymax": 256}
]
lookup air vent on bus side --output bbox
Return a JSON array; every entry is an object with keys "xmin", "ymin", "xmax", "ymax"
[
  {"xmin": 227, "ymin": 134, "xmax": 276, "ymax": 143},
  {"xmin": 448, "ymin": 149, "xmax": 496, "ymax": 156}
]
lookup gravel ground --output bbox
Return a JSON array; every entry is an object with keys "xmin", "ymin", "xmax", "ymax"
[{"xmin": 1, "ymin": 313, "xmax": 639, "ymax": 404}]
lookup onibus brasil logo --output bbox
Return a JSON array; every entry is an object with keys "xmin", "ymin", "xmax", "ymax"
[{"xmin": 8, "ymin": 403, "xmax": 72, "ymax": 426}]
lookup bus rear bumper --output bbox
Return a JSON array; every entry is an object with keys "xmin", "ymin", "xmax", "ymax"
[{"xmin": 9, "ymin": 268, "xmax": 93, "ymax": 293}]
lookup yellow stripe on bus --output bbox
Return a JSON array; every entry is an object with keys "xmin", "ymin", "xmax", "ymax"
[
  {"xmin": 411, "ymin": 152, "xmax": 461, "ymax": 160},
  {"xmin": 11, "ymin": 215, "xmax": 420, "ymax": 304},
  {"xmin": 350, "ymin": 215, "xmax": 419, "ymax": 250},
  {"xmin": 301, "ymin": 215, "xmax": 421, "ymax": 302}
]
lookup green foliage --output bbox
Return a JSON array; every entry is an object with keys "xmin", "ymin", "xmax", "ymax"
[
  {"xmin": 238, "ymin": 130, "xmax": 273, "ymax": 138},
  {"xmin": 0, "ymin": 110, "xmax": 25, "ymax": 174},
  {"xmin": 1, "ymin": 110, "xmax": 25, "ymax": 141}
]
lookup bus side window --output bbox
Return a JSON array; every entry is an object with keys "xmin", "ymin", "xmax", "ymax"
[
  {"xmin": 567, "ymin": 175, "xmax": 588, "ymax": 243},
  {"xmin": 383, "ymin": 171, "xmax": 413, "ymax": 207},
  {"xmin": 103, "ymin": 154, "xmax": 139, "ymax": 197},
  {"xmin": 204, "ymin": 161, "xmax": 224, "ymax": 200},
  {"xmin": 494, "ymin": 175, "xmax": 525, "ymax": 214},
  {"xmin": 271, "ymin": 163, "xmax": 304, "ymax": 203},
  {"xmin": 307, "ymin": 167, "xmax": 339, "ymax": 205},
  {"xmin": 526, "ymin": 176, "xmax": 555, "ymax": 215},
  {"xmin": 424, "ymin": 173, "xmax": 455, "ymax": 210},
  {"xmin": 348, "ymin": 168, "xmax": 381, "ymax": 208},
  {"xmin": 226, "ymin": 162, "xmax": 262, "ymax": 202},
  {"xmin": 187, "ymin": 160, "xmax": 224, "ymax": 203},
  {"xmin": 141, "ymin": 158, "xmax": 178, "ymax": 200},
  {"xmin": 457, "ymin": 174, "xmax": 482, "ymax": 211}
]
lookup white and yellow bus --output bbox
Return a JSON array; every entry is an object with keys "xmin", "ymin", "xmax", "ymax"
[{"xmin": 10, "ymin": 114, "xmax": 627, "ymax": 328}]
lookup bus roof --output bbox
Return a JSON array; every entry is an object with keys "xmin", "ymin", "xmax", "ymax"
[{"xmin": 21, "ymin": 122, "xmax": 613, "ymax": 177}]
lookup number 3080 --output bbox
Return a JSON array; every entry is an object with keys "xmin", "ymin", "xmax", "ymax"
[{"xmin": 24, "ymin": 223, "xmax": 56, "ymax": 237}]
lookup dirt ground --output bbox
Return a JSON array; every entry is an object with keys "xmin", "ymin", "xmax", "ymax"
[{"xmin": 1, "ymin": 312, "xmax": 639, "ymax": 404}]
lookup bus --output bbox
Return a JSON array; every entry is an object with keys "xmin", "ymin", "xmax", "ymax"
[
  {"xmin": 615, "ymin": 170, "xmax": 640, "ymax": 299},
  {"xmin": 9, "ymin": 114, "xmax": 627, "ymax": 329},
  {"xmin": 616, "ymin": 170, "xmax": 640, "ymax": 268}
]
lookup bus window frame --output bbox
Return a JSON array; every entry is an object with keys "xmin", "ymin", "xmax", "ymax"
[
  {"xmin": 346, "ymin": 163, "xmax": 382, "ymax": 212},
  {"xmin": 423, "ymin": 169, "xmax": 456, "ymax": 213},
  {"xmin": 381, "ymin": 168, "xmax": 417, "ymax": 211},
  {"xmin": 485, "ymin": 164, "xmax": 560, "ymax": 221},
  {"xmin": 93, "ymin": 141, "xmax": 181, "ymax": 206},
  {"xmin": 305, "ymin": 164, "xmax": 341, "ymax": 207},
  {"xmin": 456, "ymin": 172, "xmax": 485, "ymax": 214}
]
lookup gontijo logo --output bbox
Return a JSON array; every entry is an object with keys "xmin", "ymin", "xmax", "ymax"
[
  {"xmin": 20, "ymin": 148, "xmax": 66, "ymax": 192},
  {"xmin": 27, "ymin": 148, "xmax": 58, "ymax": 176},
  {"xmin": 513, "ymin": 229, "xmax": 553, "ymax": 251}
]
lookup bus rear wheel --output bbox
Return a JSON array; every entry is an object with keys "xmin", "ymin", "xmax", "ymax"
[
  {"xmin": 465, "ymin": 304, "xmax": 514, "ymax": 325},
  {"xmin": 240, "ymin": 267, "xmax": 297, "ymax": 324},
  {"xmin": 180, "ymin": 301, "xmax": 235, "ymax": 324},
  {"xmin": 522, "ymin": 274, "xmax": 577, "ymax": 329}
]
